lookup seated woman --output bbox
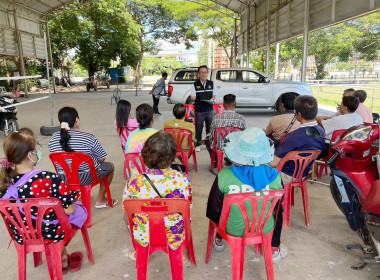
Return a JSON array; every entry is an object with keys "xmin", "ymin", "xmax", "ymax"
[
  {"xmin": 123, "ymin": 131, "xmax": 192, "ymax": 260},
  {"xmin": 114, "ymin": 99, "xmax": 139, "ymax": 154},
  {"xmin": 206, "ymin": 128, "xmax": 287, "ymax": 264},
  {"xmin": 0, "ymin": 131, "xmax": 87, "ymax": 273},
  {"xmin": 125, "ymin": 103, "xmax": 158, "ymax": 177},
  {"xmin": 48, "ymin": 106, "xmax": 117, "ymax": 208}
]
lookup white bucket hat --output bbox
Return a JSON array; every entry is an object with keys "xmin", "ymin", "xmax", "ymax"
[{"xmin": 223, "ymin": 127, "xmax": 274, "ymax": 166}]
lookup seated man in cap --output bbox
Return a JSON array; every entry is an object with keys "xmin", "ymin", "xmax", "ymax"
[
  {"xmin": 271, "ymin": 95, "xmax": 325, "ymax": 184},
  {"xmin": 206, "ymin": 128, "xmax": 287, "ymax": 264}
]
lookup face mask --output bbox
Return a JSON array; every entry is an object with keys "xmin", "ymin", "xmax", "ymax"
[{"xmin": 28, "ymin": 151, "xmax": 41, "ymax": 166}]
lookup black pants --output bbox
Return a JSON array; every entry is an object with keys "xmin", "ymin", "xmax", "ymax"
[
  {"xmin": 152, "ymin": 95, "xmax": 160, "ymax": 114},
  {"xmin": 215, "ymin": 203, "xmax": 283, "ymax": 248},
  {"xmin": 195, "ymin": 111, "xmax": 214, "ymax": 145}
]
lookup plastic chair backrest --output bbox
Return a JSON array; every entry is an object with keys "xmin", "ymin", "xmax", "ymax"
[
  {"xmin": 164, "ymin": 128, "xmax": 194, "ymax": 153},
  {"xmin": 218, "ymin": 190, "xmax": 285, "ymax": 243},
  {"xmin": 213, "ymin": 103, "xmax": 224, "ymax": 114},
  {"xmin": 212, "ymin": 127, "xmax": 242, "ymax": 150},
  {"xmin": 0, "ymin": 198, "xmax": 74, "ymax": 247},
  {"xmin": 124, "ymin": 153, "xmax": 146, "ymax": 178},
  {"xmin": 276, "ymin": 150, "xmax": 320, "ymax": 184},
  {"xmin": 113, "ymin": 89, "xmax": 121, "ymax": 98},
  {"xmin": 49, "ymin": 152, "xmax": 99, "ymax": 189},
  {"xmin": 123, "ymin": 198, "xmax": 191, "ymax": 251},
  {"xmin": 184, "ymin": 104, "xmax": 194, "ymax": 119}
]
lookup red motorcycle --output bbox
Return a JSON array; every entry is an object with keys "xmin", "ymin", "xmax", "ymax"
[{"xmin": 308, "ymin": 124, "xmax": 380, "ymax": 269}]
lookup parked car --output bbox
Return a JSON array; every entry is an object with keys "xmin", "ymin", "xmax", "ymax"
[{"xmin": 167, "ymin": 67, "xmax": 313, "ymax": 112}]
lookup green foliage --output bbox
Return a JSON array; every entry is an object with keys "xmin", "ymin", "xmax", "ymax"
[
  {"xmin": 48, "ymin": 0, "xmax": 139, "ymax": 77},
  {"xmin": 0, "ymin": 60, "xmax": 12, "ymax": 90},
  {"xmin": 198, "ymin": 40, "xmax": 208, "ymax": 66},
  {"xmin": 142, "ymin": 56, "xmax": 185, "ymax": 75}
]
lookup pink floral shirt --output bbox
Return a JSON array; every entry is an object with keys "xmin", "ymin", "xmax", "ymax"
[{"xmin": 123, "ymin": 168, "xmax": 192, "ymax": 250}]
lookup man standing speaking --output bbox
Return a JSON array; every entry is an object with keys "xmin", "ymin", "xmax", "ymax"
[{"xmin": 191, "ymin": 65, "xmax": 217, "ymax": 152}]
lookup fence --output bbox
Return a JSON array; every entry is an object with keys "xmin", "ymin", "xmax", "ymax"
[{"xmin": 309, "ymin": 79, "xmax": 380, "ymax": 112}]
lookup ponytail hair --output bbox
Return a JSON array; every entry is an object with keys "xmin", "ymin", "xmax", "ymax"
[
  {"xmin": 0, "ymin": 132, "xmax": 36, "ymax": 193},
  {"xmin": 58, "ymin": 107, "xmax": 79, "ymax": 152},
  {"xmin": 115, "ymin": 99, "xmax": 132, "ymax": 136}
]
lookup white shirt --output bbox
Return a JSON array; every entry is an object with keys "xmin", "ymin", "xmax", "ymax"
[{"xmin": 322, "ymin": 113, "xmax": 363, "ymax": 140}]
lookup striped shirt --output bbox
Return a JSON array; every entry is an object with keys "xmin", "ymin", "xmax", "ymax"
[
  {"xmin": 210, "ymin": 110, "xmax": 247, "ymax": 150},
  {"xmin": 48, "ymin": 130, "xmax": 107, "ymax": 173}
]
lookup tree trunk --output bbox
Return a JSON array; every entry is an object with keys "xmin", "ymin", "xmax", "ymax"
[{"xmin": 135, "ymin": 34, "xmax": 144, "ymax": 88}]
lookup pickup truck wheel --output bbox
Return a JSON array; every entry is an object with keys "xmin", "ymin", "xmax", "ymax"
[
  {"xmin": 185, "ymin": 96, "xmax": 192, "ymax": 104},
  {"xmin": 275, "ymin": 98, "xmax": 282, "ymax": 114}
]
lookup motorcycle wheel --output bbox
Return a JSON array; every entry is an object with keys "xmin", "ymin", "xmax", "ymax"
[
  {"xmin": 330, "ymin": 179, "xmax": 345, "ymax": 214},
  {"xmin": 107, "ymin": 82, "xmax": 110, "ymax": 89},
  {"xmin": 3, "ymin": 119, "xmax": 19, "ymax": 137}
]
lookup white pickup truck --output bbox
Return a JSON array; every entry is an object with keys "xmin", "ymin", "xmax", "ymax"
[{"xmin": 167, "ymin": 67, "xmax": 313, "ymax": 112}]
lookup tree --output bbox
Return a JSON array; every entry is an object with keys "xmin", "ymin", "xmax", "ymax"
[
  {"xmin": 127, "ymin": 0, "xmax": 197, "ymax": 87},
  {"xmin": 48, "ymin": 0, "xmax": 139, "ymax": 77}
]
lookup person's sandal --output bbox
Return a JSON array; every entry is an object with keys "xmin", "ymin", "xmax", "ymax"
[
  {"xmin": 95, "ymin": 199, "xmax": 119, "ymax": 209},
  {"xmin": 69, "ymin": 252, "xmax": 83, "ymax": 273}
]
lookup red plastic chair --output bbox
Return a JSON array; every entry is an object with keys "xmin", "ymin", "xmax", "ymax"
[
  {"xmin": 184, "ymin": 104, "xmax": 195, "ymax": 125},
  {"xmin": 124, "ymin": 153, "xmax": 146, "ymax": 180},
  {"xmin": 276, "ymin": 150, "xmax": 320, "ymax": 229},
  {"xmin": 315, "ymin": 129, "xmax": 345, "ymax": 179},
  {"xmin": 123, "ymin": 198, "xmax": 196, "ymax": 280},
  {"xmin": 0, "ymin": 198, "xmax": 94, "ymax": 280},
  {"xmin": 205, "ymin": 190, "xmax": 285, "ymax": 280},
  {"xmin": 164, "ymin": 128, "xmax": 197, "ymax": 175},
  {"xmin": 210, "ymin": 127, "xmax": 243, "ymax": 173},
  {"xmin": 49, "ymin": 152, "xmax": 113, "ymax": 228},
  {"xmin": 213, "ymin": 103, "xmax": 224, "ymax": 114}
]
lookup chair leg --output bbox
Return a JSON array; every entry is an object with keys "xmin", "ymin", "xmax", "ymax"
[
  {"xmin": 205, "ymin": 221, "xmax": 215, "ymax": 264},
  {"xmin": 182, "ymin": 152, "xmax": 189, "ymax": 175},
  {"xmin": 81, "ymin": 227, "xmax": 95, "ymax": 264},
  {"xmin": 102, "ymin": 178, "xmax": 113, "ymax": 208},
  {"xmin": 210, "ymin": 150, "xmax": 216, "ymax": 170},
  {"xmin": 291, "ymin": 187, "xmax": 295, "ymax": 206},
  {"xmin": 136, "ymin": 246, "xmax": 150, "ymax": 280},
  {"xmin": 16, "ymin": 247, "xmax": 27, "ymax": 280},
  {"xmin": 263, "ymin": 234, "xmax": 275, "ymax": 280},
  {"xmin": 33, "ymin": 252, "xmax": 43, "ymax": 267},
  {"xmin": 168, "ymin": 247, "xmax": 184, "ymax": 280},
  {"xmin": 45, "ymin": 245, "xmax": 64, "ymax": 280},
  {"xmin": 187, "ymin": 233, "xmax": 197, "ymax": 266},
  {"xmin": 301, "ymin": 184, "xmax": 310, "ymax": 226},
  {"xmin": 192, "ymin": 150, "xmax": 198, "ymax": 172},
  {"xmin": 282, "ymin": 184, "xmax": 291, "ymax": 229},
  {"xmin": 81, "ymin": 186, "xmax": 92, "ymax": 228},
  {"xmin": 217, "ymin": 151, "xmax": 223, "ymax": 173},
  {"xmin": 229, "ymin": 239, "xmax": 245, "ymax": 280}
]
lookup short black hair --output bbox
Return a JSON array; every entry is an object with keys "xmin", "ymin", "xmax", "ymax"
[
  {"xmin": 354, "ymin": 90, "xmax": 367, "ymax": 103},
  {"xmin": 223, "ymin": 94, "xmax": 236, "ymax": 105},
  {"xmin": 294, "ymin": 95, "xmax": 318, "ymax": 120},
  {"xmin": 142, "ymin": 131, "xmax": 177, "ymax": 169},
  {"xmin": 136, "ymin": 103, "xmax": 154, "ymax": 129},
  {"xmin": 342, "ymin": 96, "xmax": 359, "ymax": 113},
  {"xmin": 162, "ymin": 72, "xmax": 168, "ymax": 78},
  {"xmin": 280, "ymin": 92, "xmax": 299, "ymax": 111},
  {"xmin": 198, "ymin": 65, "xmax": 208, "ymax": 73},
  {"xmin": 344, "ymin": 88, "xmax": 355, "ymax": 95},
  {"xmin": 173, "ymin": 104, "xmax": 186, "ymax": 119}
]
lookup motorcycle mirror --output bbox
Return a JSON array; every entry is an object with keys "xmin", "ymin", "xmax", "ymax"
[{"xmin": 306, "ymin": 127, "xmax": 322, "ymax": 138}]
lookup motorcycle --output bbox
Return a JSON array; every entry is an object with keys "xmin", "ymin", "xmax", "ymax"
[
  {"xmin": 0, "ymin": 96, "xmax": 19, "ymax": 136},
  {"xmin": 307, "ymin": 124, "xmax": 380, "ymax": 269}
]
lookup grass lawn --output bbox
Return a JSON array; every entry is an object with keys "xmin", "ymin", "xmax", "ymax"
[{"xmin": 311, "ymin": 84, "xmax": 380, "ymax": 113}]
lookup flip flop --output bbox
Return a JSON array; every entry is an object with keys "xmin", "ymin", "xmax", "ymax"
[
  {"xmin": 69, "ymin": 252, "xmax": 83, "ymax": 273},
  {"xmin": 62, "ymin": 254, "xmax": 70, "ymax": 275},
  {"xmin": 95, "ymin": 199, "xmax": 119, "ymax": 209}
]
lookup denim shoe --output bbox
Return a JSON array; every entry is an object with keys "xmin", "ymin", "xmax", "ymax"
[{"xmin": 213, "ymin": 237, "xmax": 225, "ymax": 252}]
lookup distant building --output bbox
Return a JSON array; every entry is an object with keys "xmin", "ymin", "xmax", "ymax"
[{"xmin": 213, "ymin": 48, "xmax": 230, "ymax": 68}]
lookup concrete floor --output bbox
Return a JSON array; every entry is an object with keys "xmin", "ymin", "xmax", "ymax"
[{"xmin": 0, "ymin": 87, "xmax": 379, "ymax": 280}]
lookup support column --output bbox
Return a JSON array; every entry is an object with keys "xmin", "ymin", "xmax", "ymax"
[
  {"xmin": 46, "ymin": 22, "xmax": 56, "ymax": 94},
  {"xmin": 13, "ymin": 9, "xmax": 28, "ymax": 97},
  {"xmin": 301, "ymin": 0, "xmax": 310, "ymax": 82},
  {"xmin": 246, "ymin": 6, "xmax": 250, "ymax": 66},
  {"xmin": 234, "ymin": 18, "xmax": 237, "ymax": 67},
  {"xmin": 44, "ymin": 32, "xmax": 54, "ymax": 126},
  {"xmin": 266, "ymin": 0, "xmax": 271, "ymax": 75},
  {"xmin": 275, "ymin": 43, "xmax": 280, "ymax": 79}
]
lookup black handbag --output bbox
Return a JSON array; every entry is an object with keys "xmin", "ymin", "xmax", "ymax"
[{"xmin": 171, "ymin": 163, "xmax": 186, "ymax": 173}]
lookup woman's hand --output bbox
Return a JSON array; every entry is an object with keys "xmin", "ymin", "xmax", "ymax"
[{"xmin": 65, "ymin": 204, "xmax": 75, "ymax": 215}]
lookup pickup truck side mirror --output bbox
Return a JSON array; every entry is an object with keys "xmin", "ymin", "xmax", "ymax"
[{"xmin": 263, "ymin": 77, "xmax": 270, "ymax": 83}]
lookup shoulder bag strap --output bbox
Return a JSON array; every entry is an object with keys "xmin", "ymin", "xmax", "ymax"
[
  {"xmin": 277, "ymin": 114, "xmax": 297, "ymax": 145},
  {"xmin": 2, "ymin": 169, "xmax": 43, "ymax": 200},
  {"xmin": 143, "ymin": 173, "xmax": 162, "ymax": 198}
]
